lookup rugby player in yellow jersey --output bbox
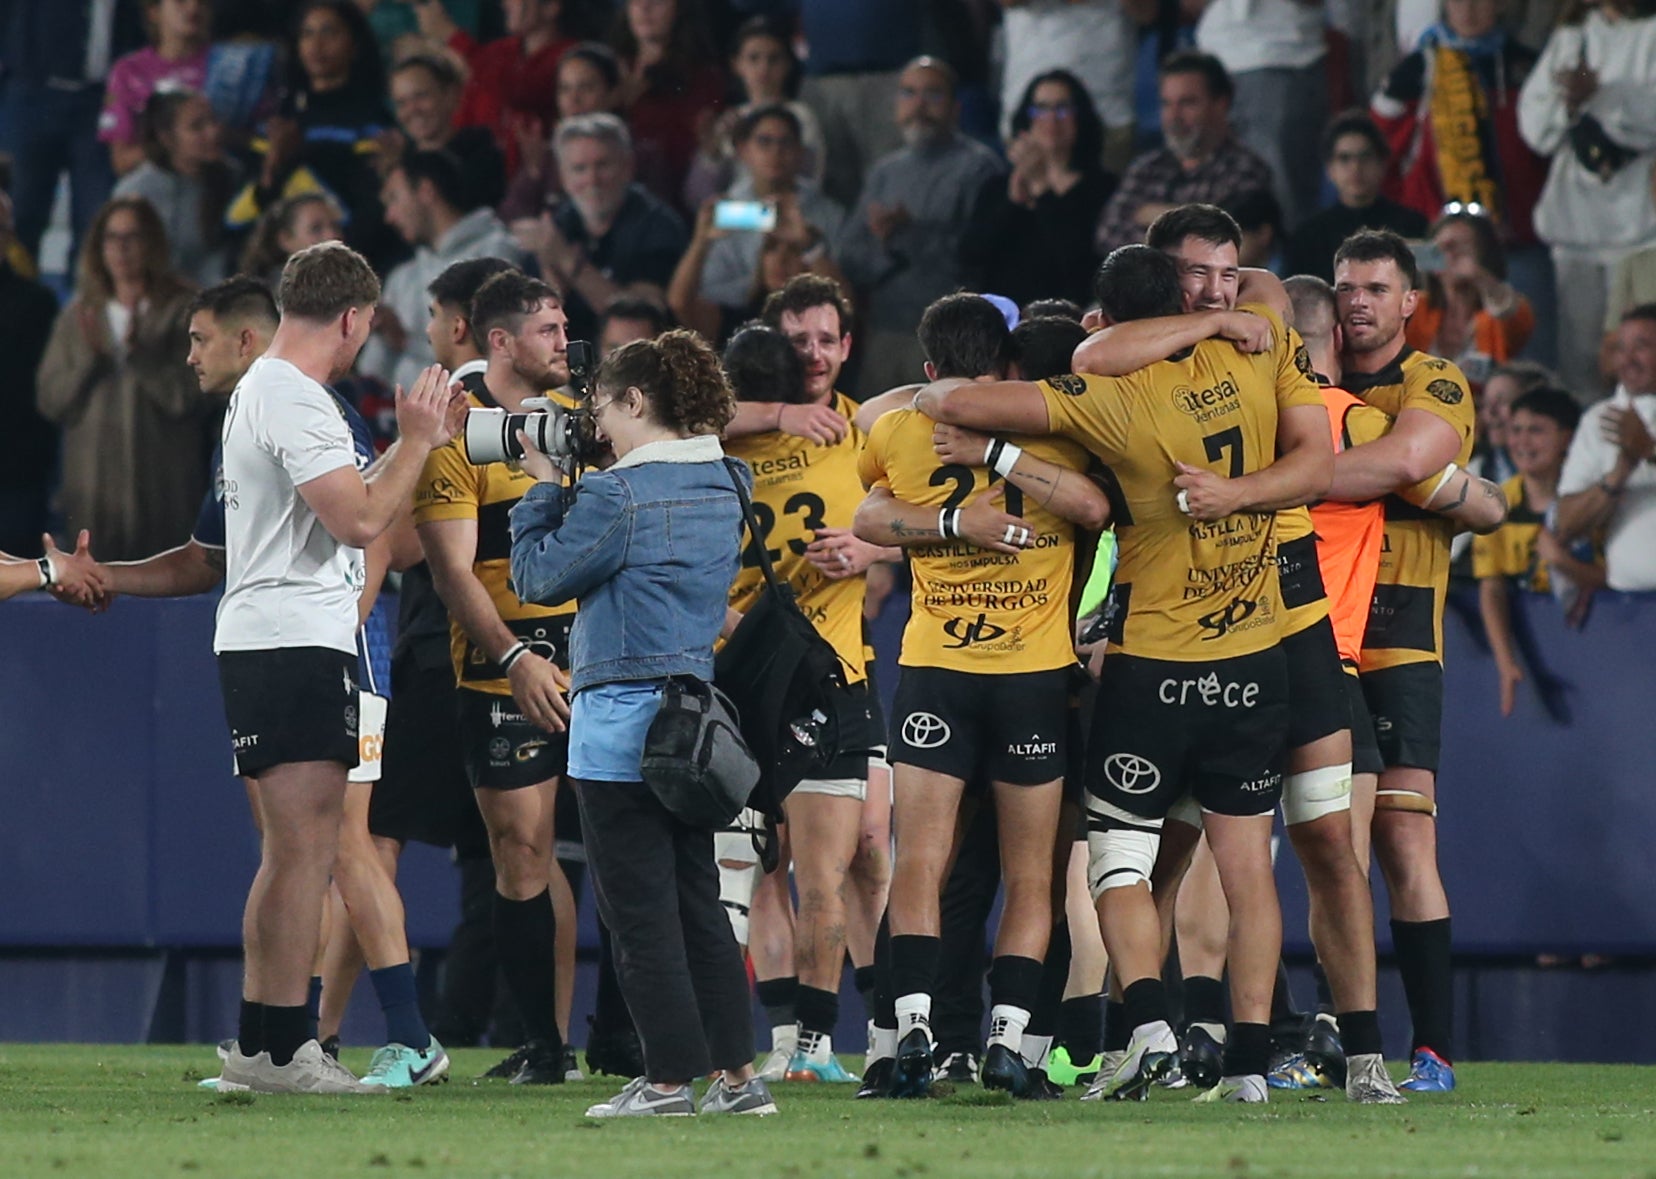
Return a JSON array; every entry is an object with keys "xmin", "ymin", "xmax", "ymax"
[
  {"xmin": 1324, "ymin": 229, "xmax": 1482, "ymax": 1093},
  {"xmin": 917, "ymin": 246, "xmax": 1333, "ymax": 1105},
  {"xmin": 716, "ymin": 275, "xmax": 896, "ymax": 1083},
  {"xmin": 414, "ymin": 271, "xmax": 579, "ymax": 1086},
  {"xmin": 720, "ymin": 321, "xmax": 898, "ymax": 1084},
  {"xmin": 853, "ymin": 293, "xmax": 1110, "ymax": 1099},
  {"xmin": 1071, "ymin": 206, "xmax": 1398, "ymax": 1100}
]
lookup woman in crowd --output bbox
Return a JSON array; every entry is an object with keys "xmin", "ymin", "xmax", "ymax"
[
  {"xmin": 36, "ymin": 196, "xmax": 207, "ymax": 563},
  {"xmin": 963, "ymin": 69, "xmax": 1114, "ymax": 309},
  {"xmin": 1405, "ymin": 211, "xmax": 1535, "ymax": 392},
  {"xmin": 114, "ymin": 89, "xmax": 239, "ymax": 286},
  {"xmin": 668, "ymin": 106, "xmax": 845, "ymax": 342},
  {"xmin": 611, "ymin": 0, "xmax": 726, "ymax": 209},
  {"xmin": 1519, "ymin": 0, "xmax": 1656, "ymax": 396},
  {"xmin": 227, "ymin": 1, "xmax": 398, "ymax": 270},
  {"xmin": 421, "ymin": 0, "xmax": 575, "ymax": 179},
  {"xmin": 384, "ymin": 51, "xmax": 507, "ymax": 210},
  {"xmin": 101, "ymin": 0, "xmax": 217, "ymax": 176},
  {"xmin": 509, "ymin": 331, "xmax": 774, "ymax": 1119},
  {"xmin": 683, "ymin": 17, "xmax": 825, "ymax": 212},
  {"xmin": 238, "ymin": 191, "xmax": 347, "ymax": 286}
]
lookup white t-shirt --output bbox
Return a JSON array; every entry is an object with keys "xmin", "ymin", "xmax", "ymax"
[
  {"xmin": 1196, "ymin": 0, "xmax": 1327, "ymax": 75},
  {"xmin": 214, "ymin": 356, "xmax": 366, "ymax": 654},
  {"xmin": 999, "ymin": 1, "xmax": 1136, "ymax": 137},
  {"xmin": 1557, "ymin": 386, "xmax": 1656, "ymax": 592}
]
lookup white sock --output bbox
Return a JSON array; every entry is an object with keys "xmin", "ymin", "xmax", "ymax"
[
  {"xmin": 799, "ymin": 1030, "xmax": 832, "ymax": 1062},
  {"xmin": 1021, "ymin": 1033, "xmax": 1053, "ymax": 1070},
  {"xmin": 869, "ymin": 1025, "xmax": 898, "ymax": 1063},
  {"xmin": 987, "ymin": 1003, "xmax": 1031, "ymax": 1054},
  {"xmin": 1193, "ymin": 1020, "xmax": 1228, "ymax": 1045},
  {"xmin": 771, "ymin": 1023, "xmax": 798, "ymax": 1052},
  {"xmin": 895, "ymin": 993, "xmax": 932, "ymax": 1037}
]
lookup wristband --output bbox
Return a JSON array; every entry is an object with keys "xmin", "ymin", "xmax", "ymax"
[
  {"xmin": 938, "ymin": 507, "xmax": 962, "ymax": 540},
  {"xmin": 36, "ymin": 556, "xmax": 54, "ymax": 589},
  {"xmin": 985, "ymin": 438, "xmax": 1023, "ymax": 480},
  {"xmin": 498, "ymin": 640, "xmax": 530, "ymax": 673},
  {"xmin": 1421, "ymin": 462, "xmax": 1460, "ymax": 510}
]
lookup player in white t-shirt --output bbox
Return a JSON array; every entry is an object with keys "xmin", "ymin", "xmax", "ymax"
[{"xmin": 213, "ymin": 242, "xmax": 466, "ymax": 1095}]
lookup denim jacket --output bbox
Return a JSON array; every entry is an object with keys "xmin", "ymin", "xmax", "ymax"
[{"xmin": 509, "ymin": 435, "xmax": 750, "ymax": 695}]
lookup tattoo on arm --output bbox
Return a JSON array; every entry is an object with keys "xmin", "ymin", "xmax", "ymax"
[
  {"xmin": 888, "ymin": 518, "xmax": 935, "ymax": 539},
  {"xmin": 1012, "ymin": 459, "xmax": 1061, "ymax": 509},
  {"xmin": 1444, "ymin": 474, "xmax": 1471, "ymax": 512}
]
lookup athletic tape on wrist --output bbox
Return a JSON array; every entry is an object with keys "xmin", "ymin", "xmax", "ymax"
[
  {"xmin": 498, "ymin": 640, "xmax": 530, "ymax": 673},
  {"xmin": 990, "ymin": 440, "xmax": 1023, "ymax": 479}
]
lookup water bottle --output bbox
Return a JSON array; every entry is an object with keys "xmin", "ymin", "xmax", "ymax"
[{"xmin": 788, "ymin": 708, "xmax": 828, "ymax": 749}]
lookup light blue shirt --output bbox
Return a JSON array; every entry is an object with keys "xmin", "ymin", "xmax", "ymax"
[{"xmin": 567, "ymin": 680, "xmax": 667, "ymax": 782}]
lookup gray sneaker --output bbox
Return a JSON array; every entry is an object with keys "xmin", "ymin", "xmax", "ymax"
[
  {"xmin": 584, "ymin": 1077, "xmax": 697, "ymax": 1118},
  {"xmin": 1345, "ymin": 1053, "xmax": 1407, "ymax": 1104},
  {"xmin": 699, "ymin": 1076, "xmax": 778, "ymax": 1116},
  {"xmin": 226, "ymin": 1040, "xmax": 375, "ymax": 1094}
]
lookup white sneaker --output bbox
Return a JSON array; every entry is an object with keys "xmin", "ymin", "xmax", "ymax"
[
  {"xmin": 226, "ymin": 1040, "xmax": 375, "ymax": 1094},
  {"xmin": 584, "ymin": 1076, "xmax": 696, "ymax": 1118},
  {"xmin": 758, "ymin": 1028, "xmax": 798, "ymax": 1082},
  {"xmin": 1345, "ymin": 1054, "xmax": 1406, "ymax": 1104},
  {"xmin": 1194, "ymin": 1073, "xmax": 1269, "ymax": 1103},
  {"xmin": 1081, "ymin": 1022, "xmax": 1178, "ymax": 1102}
]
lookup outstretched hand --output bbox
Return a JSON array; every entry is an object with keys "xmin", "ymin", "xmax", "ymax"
[{"xmin": 45, "ymin": 530, "xmax": 113, "ymax": 612}]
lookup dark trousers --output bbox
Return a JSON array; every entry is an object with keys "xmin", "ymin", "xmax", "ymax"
[
  {"xmin": 573, "ymin": 778, "xmax": 755, "ymax": 1082},
  {"xmin": 0, "ymin": 82, "xmax": 112, "ymax": 266}
]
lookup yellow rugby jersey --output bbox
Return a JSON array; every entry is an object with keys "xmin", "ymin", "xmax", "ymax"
[
  {"xmin": 1343, "ymin": 350, "xmax": 1475, "ymax": 670},
  {"xmin": 1037, "ymin": 305, "xmax": 1325, "ymax": 662},
  {"xmin": 725, "ymin": 392, "xmax": 868, "ymax": 684},
  {"xmin": 859, "ymin": 406, "xmax": 1089, "ymax": 674},
  {"xmin": 413, "ymin": 374, "xmax": 578, "ymax": 694},
  {"xmin": 1471, "ymin": 476, "xmax": 1553, "ymax": 593}
]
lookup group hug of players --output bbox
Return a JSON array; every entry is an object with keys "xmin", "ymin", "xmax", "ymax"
[{"xmin": 716, "ymin": 200, "xmax": 1509, "ymax": 1107}]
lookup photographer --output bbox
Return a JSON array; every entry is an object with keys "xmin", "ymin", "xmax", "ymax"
[
  {"xmin": 413, "ymin": 270, "xmax": 581, "ymax": 1085},
  {"xmin": 509, "ymin": 331, "xmax": 774, "ymax": 1119}
]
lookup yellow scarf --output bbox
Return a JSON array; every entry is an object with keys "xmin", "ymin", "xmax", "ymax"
[{"xmin": 1429, "ymin": 47, "xmax": 1502, "ymax": 223}]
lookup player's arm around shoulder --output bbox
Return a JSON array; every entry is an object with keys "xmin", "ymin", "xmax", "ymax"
[{"xmin": 930, "ymin": 420, "xmax": 1109, "ymax": 531}]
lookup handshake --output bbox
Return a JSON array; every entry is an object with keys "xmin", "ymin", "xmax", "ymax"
[{"xmin": 2, "ymin": 531, "xmax": 113, "ymax": 610}]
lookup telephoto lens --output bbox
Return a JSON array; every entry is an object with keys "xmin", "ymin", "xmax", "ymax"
[{"xmin": 464, "ymin": 407, "xmax": 556, "ymax": 464}]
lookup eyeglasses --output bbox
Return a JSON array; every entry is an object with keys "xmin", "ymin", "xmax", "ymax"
[{"xmin": 1026, "ymin": 101, "xmax": 1075, "ymax": 121}]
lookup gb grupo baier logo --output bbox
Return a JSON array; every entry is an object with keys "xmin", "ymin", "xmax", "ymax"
[
  {"xmin": 1103, "ymin": 753, "xmax": 1161, "ymax": 795},
  {"xmin": 901, "ymin": 712, "xmax": 952, "ymax": 749}
]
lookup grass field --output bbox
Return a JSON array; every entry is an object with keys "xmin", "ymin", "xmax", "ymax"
[{"xmin": 2, "ymin": 1047, "xmax": 1653, "ymax": 1179}]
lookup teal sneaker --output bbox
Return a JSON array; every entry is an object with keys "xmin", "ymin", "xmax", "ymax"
[
  {"xmin": 360, "ymin": 1039, "xmax": 451, "ymax": 1088},
  {"xmin": 784, "ymin": 1049, "xmax": 860, "ymax": 1083},
  {"xmin": 1045, "ymin": 1044, "xmax": 1101, "ymax": 1088}
]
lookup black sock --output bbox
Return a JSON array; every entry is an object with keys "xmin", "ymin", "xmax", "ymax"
[
  {"xmin": 1182, "ymin": 974, "xmax": 1227, "ymax": 1029},
  {"xmin": 1223, "ymin": 1021, "xmax": 1270, "ymax": 1078},
  {"xmin": 1270, "ymin": 959, "xmax": 1299, "ymax": 1025},
  {"xmin": 1058, "ymin": 995, "xmax": 1103, "ymax": 1060},
  {"xmin": 755, "ymin": 975, "xmax": 798, "ymax": 1031},
  {"xmin": 1338, "ymin": 1009, "xmax": 1382, "ymax": 1057},
  {"xmin": 1391, "ymin": 917, "xmax": 1453, "ymax": 1061},
  {"xmin": 1102, "ymin": 999, "xmax": 1129, "ymax": 1052},
  {"xmin": 873, "ymin": 910, "xmax": 897, "ymax": 1028},
  {"xmin": 307, "ymin": 977, "xmax": 323, "ymax": 1041},
  {"xmin": 1312, "ymin": 961, "xmax": 1334, "ymax": 1015},
  {"xmin": 987, "ymin": 954, "xmax": 1045, "ymax": 1015},
  {"xmin": 492, "ymin": 889, "xmax": 561, "ymax": 1049},
  {"xmin": 265, "ymin": 1004, "xmax": 310, "ymax": 1067},
  {"xmin": 1029, "ymin": 925, "xmax": 1070, "ymax": 1040},
  {"xmin": 1122, "ymin": 978, "xmax": 1169, "ymax": 1035},
  {"xmin": 854, "ymin": 964, "xmax": 878, "ymax": 1012},
  {"xmin": 796, "ymin": 984, "xmax": 839, "ymax": 1038},
  {"xmin": 238, "ymin": 1000, "xmax": 265, "ymax": 1057},
  {"xmin": 889, "ymin": 934, "xmax": 941, "ymax": 1003}
]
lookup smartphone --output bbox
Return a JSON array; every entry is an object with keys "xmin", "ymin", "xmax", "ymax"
[
  {"xmin": 1410, "ymin": 241, "xmax": 1446, "ymax": 273},
  {"xmin": 713, "ymin": 199, "xmax": 777, "ymax": 233}
]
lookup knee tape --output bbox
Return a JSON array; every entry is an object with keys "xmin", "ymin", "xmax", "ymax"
[
  {"xmin": 1084, "ymin": 799, "xmax": 1162, "ymax": 901},
  {"xmin": 1281, "ymin": 763, "xmax": 1353, "ymax": 827},
  {"xmin": 714, "ymin": 808, "xmax": 764, "ymax": 945},
  {"xmin": 1375, "ymin": 789, "xmax": 1438, "ymax": 818}
]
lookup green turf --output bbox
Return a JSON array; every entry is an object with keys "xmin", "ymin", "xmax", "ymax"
[{"xmin": 1, "ymin": 1047, "xmax": 1651, "ymax": 1179}]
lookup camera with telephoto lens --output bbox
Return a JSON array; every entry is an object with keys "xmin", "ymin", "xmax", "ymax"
[{"xmin": 464, "ymin": 340, "xmax": 603, "ymax": 465}]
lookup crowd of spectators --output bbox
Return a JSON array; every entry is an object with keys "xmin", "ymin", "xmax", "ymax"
[{"xmin": 4, "ymin": 0, "xmax": 1656, "ymax": 702}]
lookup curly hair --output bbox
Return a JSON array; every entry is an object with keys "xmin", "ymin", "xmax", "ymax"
[{"xmin": 599, "ymin": 329, "xmax": 735, "ymax": 436}]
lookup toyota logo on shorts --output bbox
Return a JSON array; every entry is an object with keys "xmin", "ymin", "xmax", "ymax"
[
  {"xmin": 1103, "ymin": 753, "xmax": 1162, "ymax": 795},
  {"xmin": 901, "ymin": 712, "xmax": 952, "ymax": 749}
]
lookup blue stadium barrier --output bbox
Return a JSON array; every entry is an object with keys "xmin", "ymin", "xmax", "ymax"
[{"xmin": 3, "ymin": 585, "xmax": 1655, "ymax": 1056}]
